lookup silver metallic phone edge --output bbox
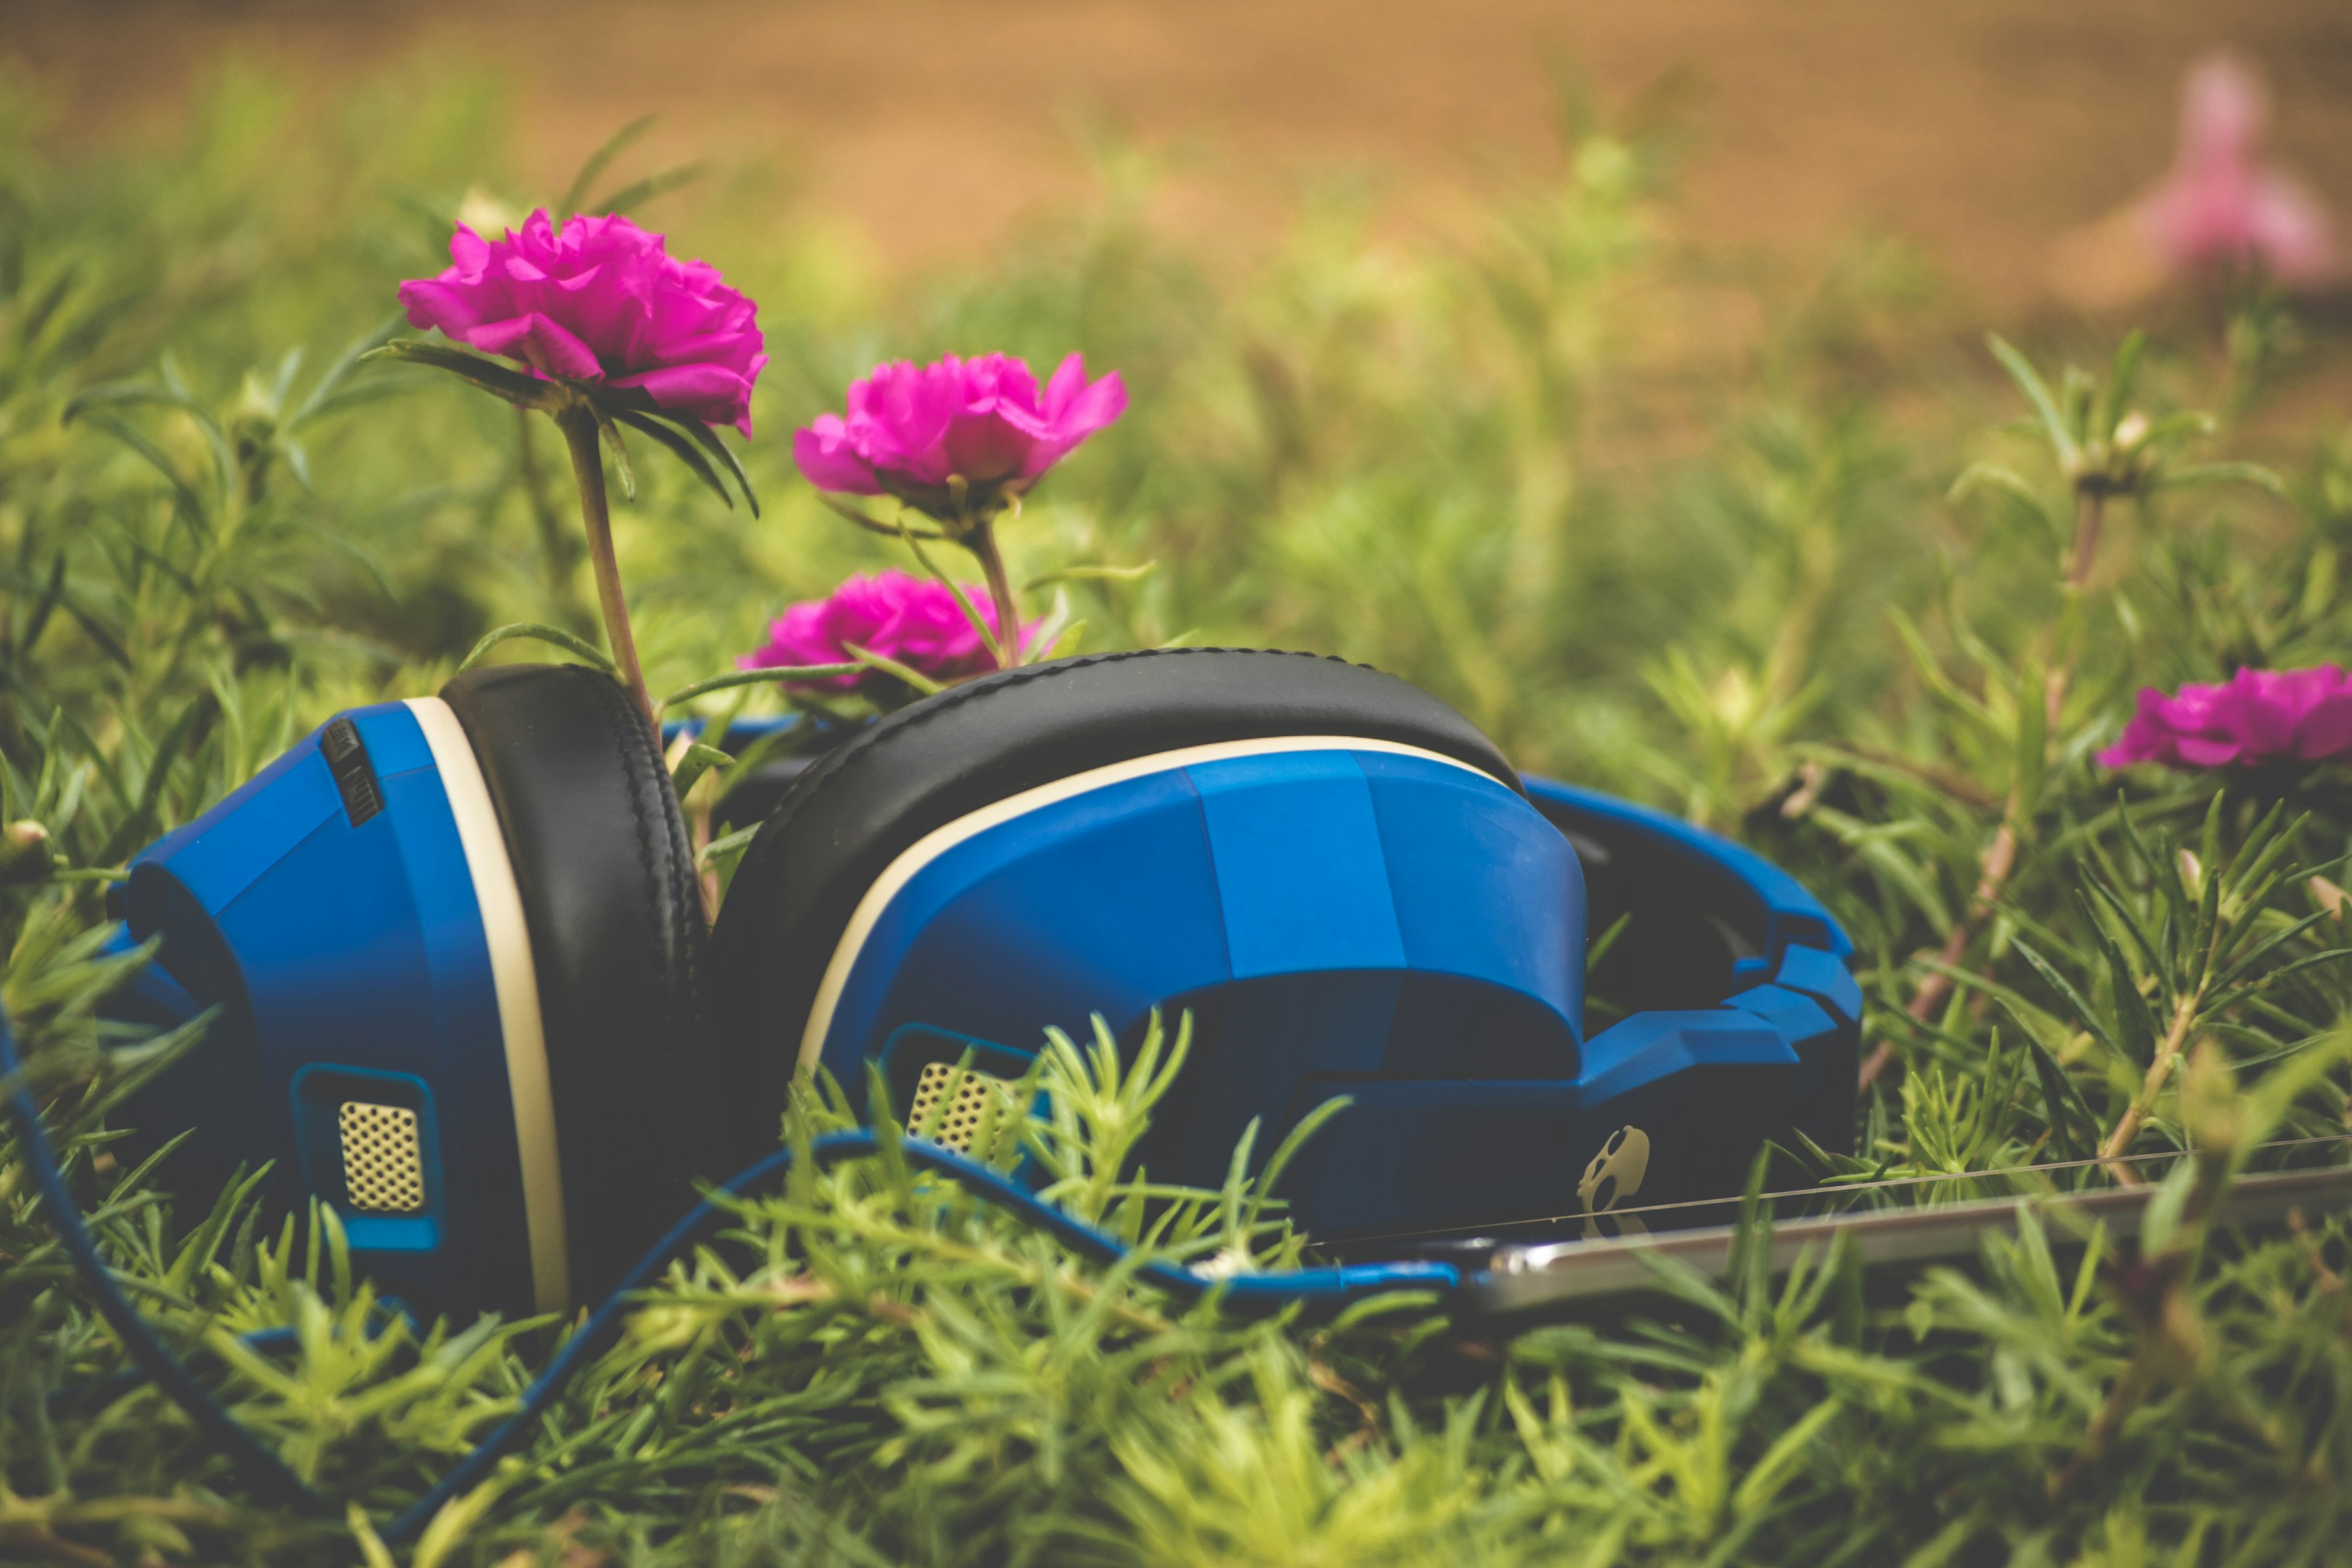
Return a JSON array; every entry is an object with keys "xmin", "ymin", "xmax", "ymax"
[{"xmin": 1470, "ymin": 1161, "xmax": 2352, "ymax": 1315}]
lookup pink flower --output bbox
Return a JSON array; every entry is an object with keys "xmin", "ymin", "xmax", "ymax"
[
  {"xmin": 738, "ymin": 570, "xmax": 1041, "ymax": 690},
  {"xmin": 2138, "ymin": 55, "xmax": 2337, "ymax": 289},
  {"xmin": 792, "ymin": 353, "xmax": 1125, "ymax": 523},
  {"xmin": 399, "ymin": 211, "xmax": 767, "ymax": 436},
  {"xmin": 2100, "ymin": 666, "xmax": 2352, "ymax": 771}
]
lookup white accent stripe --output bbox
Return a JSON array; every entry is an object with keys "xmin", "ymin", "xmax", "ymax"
[
  {"xmin": 797, "ymin": 735, "xmax": 1498, "ymax": 1071},
  {"xmin": 406, "ymin": 698, "xmax": 571, "ymax": 1314}
]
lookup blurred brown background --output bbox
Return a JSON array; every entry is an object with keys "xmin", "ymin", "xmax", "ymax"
[{"xmin": 13, "ymin": 0, "xmax": 2352, "ymax": 311}]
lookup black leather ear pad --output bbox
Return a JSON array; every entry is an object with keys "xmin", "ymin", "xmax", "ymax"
[
  {"xmin": 705, "ymin": 648, "xmax": 1520, "ymax": 1166},
  {"xmin": 439, "ymin": 663, "xmax": 706, "ymax": 1303}
]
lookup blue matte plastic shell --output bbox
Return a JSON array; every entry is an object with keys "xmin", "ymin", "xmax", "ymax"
[
  {"xmin": 107, "ymin": 704, "xmax": 535, "ymax": 1315},
  {"xmin": 806, "ymin": 754, "xmax": 1858, "ymax": 1238}
]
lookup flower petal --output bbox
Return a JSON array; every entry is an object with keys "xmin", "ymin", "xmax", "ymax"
[
  {"xmin": 608, "ymin": 362, "xmax": 755, "ymax": 430},
  {"xmin": 399, "ymin": 277, "xmax": 496, "ymax": 335},
  {"xmin": 793, "ymin": 421, "xmax": 885, "ymax": 495},
  {"xmin": 468, "ymin": 311, "xmax": 603, "ymax": 379},
  {"xmin": 941, "ymin": 409, "xmax": 1038, "ymax": 485},
  {"xmin": 1019, "ymin": 368, "xmax": 1127, "ymax": 479}
]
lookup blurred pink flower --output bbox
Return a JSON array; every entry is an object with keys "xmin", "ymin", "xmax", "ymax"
[
  {"xmin": 399, "ymin": 210, "xmax": 767, "ymax": 435},
  {"xmin": 739, "ymin": 569, "xmax": 1040, "ymax": 690},
  {"xmin": 2139, "ymin": 55, "xmax": 2337, "ymax": 288},
  {"xmin": 792, "ymin": 353, "xmax": 1125, "ymax": 523},
  {"xmin": 2100, "ymin": 666, "xmax": 2352, "ymax": 770}
]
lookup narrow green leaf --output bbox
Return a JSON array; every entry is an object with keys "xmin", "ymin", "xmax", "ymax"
[
  {"xmin": 54, "ymin": 592, "xmax": 132, "ymax": 670},
  {"xmin": 17, "ymin": 550, "xmax": 65, "ymax": 655},
  {"xmin": 663, "ymin": 414, "xmax": 760, "ymax": 516},
  {"xmin": 592, "ymin": 405, "xmax": 636, "ymax": 501},
  {"xmin": 2020, "ymin": 1031, "xmax": 2094, "ymax": 1161},
  {"xmin": 2077, "ymin": 897, "xmax": 2161, "ymax": 1066},
  {"xmin": 2008, "ymin": 938, "xmax": 2111, "ymax": 1057},
  {"xmin": 2155, "ymin": 461, "xmax": 2286, "ymax": 497},
  {"xmin": 289, "ymin": 311, "xmax": 404, "ymax": 428},
  {"xmin": 2139, "ymin": 825, "xmax": 2195, "ymax": 986},
  {"xmin": 361, "ymin": 340, "xmax": 552, "ymax": 409},
  {"xmin": 294, "ymin": 380, "xmax": 425, "ymax": 427},
  {"xmin": 1945, "ymin": 462, "xmax": 2054, "ymax": 531},
  {"xmin": 1986, "ymin": 334, "xmax": 2078, "ymax": 468},
  {"xmin": 613, "ymin": 409, "xmax": 730, "ymax": 510},
  {"xmin": 2138, "ymin": 1147, "xmax": 2200, "ymax": 1257},
  {"xmin": 1732, "ymin": 1395, "xmax": 1842, "ymax": 1516},
  {"xmin": 842, "ymin": 641, "xmax": 945, "ymax": 696},
  {"xmin": 2210, "ymin": 908, "xmax": 2335, "ymax": 995},
  {"xmin": 887, "ymin": 518, "xmax": 1003, "ymax": 668},
  {"xmin": 269, "ymin": 345, "xmax": 302, "ymax": 409},
  {"xmin": 1021, "ymin": 561, "xmax": 1158, "ymax": 593},
  {"xmin": 2220, "ymin": 801, "xmax": 2295, "ymax": 910},
  {"xmin": 2098, "ymin": 328, "xmax": 2145, "ymax": 440},
  {"xmin": 658, "ymin": 666, "xmax": 858, "ymax": 711},
  {"xmin": 75, "ymin": 411, "xmax": 207, "ymax": 522},
  {"xmin": 590, "ymin": 162, "xmax": 709, "ymax": 217},
  {"xmin": 2190, "ymin": 802, "xmax": 2226, "ymax": 992},
  {"xmin": 669, "ymin": 742, "xmax": 733, "ymax": 798},
  {"xmin": 2012, "ymin": 653, "xmax": 2046, "ymax": 814},
  {"xmin": 698, "ymin": 820, "xmax": 761, "ymax": 867},
  {"xmin": 2198, "ymin": 791, "xmax": 2227, "ymax": 897},
  {"xmin": 1585, "ymin": 910, "xmax": 1633, "ymax": 973},
  {"xmin": 348, "ymin": 1504, "xmax": 399, "ymax": 1568},
  {"xmin": 96, "ymin": 690, "xmax": 214, "ymax": 866},
  {"xmin": 820, "ymin": 492, "xmax": 944, "ymax": 538},
  {"xmin": 1924, "ymin": 960, "xmax": 2080, "ymax": 1063},
  {"xmin": 62, "ymin": 383, "xmax": 234, "ymax": 497},
  {"xmin": 1887, "ymin": 608, "xmax": 2000, "ymax": 738},
  {"xmin": 2205, "ymin": 948, "xmax": 2352, "ymax": 1015},
  {"xmin": 457, "ymin": 621, "xmax": 617, "ymax": 674},
  {"xmin": 560, "ymin": 114, "xmax": 658, "ymax": 215},
  {"xmin": 1244, "ymin": 1093, "xmax": 1352, "ymax": 1238}
]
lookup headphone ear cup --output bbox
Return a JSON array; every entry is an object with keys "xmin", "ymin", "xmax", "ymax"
[
  {"xmin": 706, "ymin": 647, "xmax": 1524, "ymax": 1167},
  {"xmin": 439, "ymin": 663, "xmax": 706, "ymax": 1303}
]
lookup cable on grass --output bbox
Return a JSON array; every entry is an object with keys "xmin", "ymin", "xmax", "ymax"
[{"xmin": 0, "ymin": 997, "xmax": 1458, "ymax": 1543}]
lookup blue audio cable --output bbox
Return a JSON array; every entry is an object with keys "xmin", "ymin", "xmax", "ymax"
[{"xmin": 0, "ymin": 998, "xmax": 1458, "ymax": 1542}]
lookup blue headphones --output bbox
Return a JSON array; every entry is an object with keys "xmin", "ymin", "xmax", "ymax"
[{"xmin": 95, "ymin": 647, "xmax": 1857, "ymax": 1325}]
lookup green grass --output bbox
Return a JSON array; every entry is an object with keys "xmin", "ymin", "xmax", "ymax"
[{"xmin": 7, "ymin": 61, "xmax": 2352, "ymax": 1566}]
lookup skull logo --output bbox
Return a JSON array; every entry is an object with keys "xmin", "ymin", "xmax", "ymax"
[{"xmin": 1577, "ymin": 1125, "xmax": 1651, "ymax": 1216}]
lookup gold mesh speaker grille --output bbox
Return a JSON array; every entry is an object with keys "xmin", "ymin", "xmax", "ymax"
[
  {"xmin": 338, "ymin": 1101, "xmax": 425, "ymax": 1214},
  {"xmin": 906, "ymin": 1061, "xmax": 1011, "ymax": 1154}
]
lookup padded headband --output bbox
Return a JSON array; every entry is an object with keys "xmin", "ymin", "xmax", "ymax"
[{"xmin": 1525, "ymin": 778, "xmax": 1858, "ymax": 1157}]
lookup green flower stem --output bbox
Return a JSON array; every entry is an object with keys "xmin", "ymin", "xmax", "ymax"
[
  {"xmin": 556, "ymin": 402, "xmax": 657, "ymax": 732},
  {"xmin": 517, "ymin": 406, "xmax": 592, "ymax": 634},
  {"xmin": 2065, "ymin": 488, "xmax": 2106, "ymax": 595},
  {"xmin": 2102, "ymin": 986, "xmax": 2205, "ymax": 1177},
  {"xmin": 965, "ymin": 518, "xmax": 1024, "ymax": 669},
  {"xmin": 2038, "ymin": 488, "xmax": 2106, "ymax": 722}
]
